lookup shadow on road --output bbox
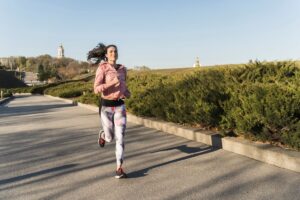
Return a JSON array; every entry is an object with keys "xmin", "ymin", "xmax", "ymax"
[
  {"xmin": 0, "ymin": 164, "xmax": 78, "ymax": 186},
  {"xmin": 128, "ymin": 145, "xmax": 217, "ymax": 178},
  {"xmin": 0, "ymin": 104, "xmax": 75, "ymax": 117}
]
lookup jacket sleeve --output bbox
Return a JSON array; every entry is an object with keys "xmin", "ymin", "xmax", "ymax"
[
  {"xmin": 94, "ymin": 66, "xmax": 108, "ymax": 94},
  {"xmin": 124, "ymin": 67, "xmax": 131, "ymax": 98}
]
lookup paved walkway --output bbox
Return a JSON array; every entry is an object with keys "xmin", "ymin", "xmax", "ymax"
[{"xmin": 0, "ymin": 95, "xmax": 299, "ymax": 200}]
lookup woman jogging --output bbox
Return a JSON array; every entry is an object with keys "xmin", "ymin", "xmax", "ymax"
[{"xmin": 88, "ymin": 43, "xmax": 131, "ymax": 179}]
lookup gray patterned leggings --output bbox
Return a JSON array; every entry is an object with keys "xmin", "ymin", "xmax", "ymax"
[{"xmin": 100, "ymin": 104, "xmax": 127, "ymax": 167}]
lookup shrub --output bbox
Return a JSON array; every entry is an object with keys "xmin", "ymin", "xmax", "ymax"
[
  {"xmin": 77, "ymin": 91, "xmax": 99, "ymax": 106},
  {"xmin": 44, "ymin": 82, "xmax": 93, "ymax": 99},
  {"xmin": 221, "ymin": 83, "xmax": 300, "ymax": 148},
  {"xmin": 0, "ymin": 89, "xmax": 13, "ymax": 98}
]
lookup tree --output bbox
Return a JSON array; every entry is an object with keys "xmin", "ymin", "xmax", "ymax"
[
  {"xmin": 37, "ymin": 64, "xmax": 50, "ymax": 81},
  {"xmin": 18, "ymin": 56, "xmax": 26, "ymax": 66},
  {"xmin": 0, "ymin": 61, "xmax": 5, "ymax": 70},
  {"xmin": 25, "ymin": 58, "xmax": 36, "ymax": 72}
]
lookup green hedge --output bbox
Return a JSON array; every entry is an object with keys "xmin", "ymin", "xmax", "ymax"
[
  {"xmin": 126, "ymin": 61, "xmax": 300, "ymax": 150},
  {"xmin": 7, "ymin": 87, "xmax": 31, "ymax": 94},
  {"xmin": 0, "ymin": 89, "xmax": 13, "ymax": 98},
  {"xmin": 222, "ymin": 83, "xmax": 300, "ymax": 147},
  {"xmin": 77, "ymin": 91, "xmax": 100, "ymax": 106},
  {"xmin": 44, "ymin": 82, "xmax": 93, "ymax": 98},
  {"xmin": 126, "ymin": 69, "xmax": 228, "ymax": 126}
]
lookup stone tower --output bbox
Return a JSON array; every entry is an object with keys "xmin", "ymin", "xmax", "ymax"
[
  {"xmin": 57, "ymin": 44, "xmax": 64, "ymax": 58},
  {"xmin": 193, "ymin": 57, "xmax": 201, "ymax": 67}
]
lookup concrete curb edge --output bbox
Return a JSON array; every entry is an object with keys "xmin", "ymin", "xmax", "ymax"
[{"xmin": 0, "ymin": 96, "xmax": 14, "ymax": 105}]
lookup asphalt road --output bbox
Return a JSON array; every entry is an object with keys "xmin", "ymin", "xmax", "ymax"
[{"xmin": 0, "ymin": 95, "xmax": 299, "ymax": 200}]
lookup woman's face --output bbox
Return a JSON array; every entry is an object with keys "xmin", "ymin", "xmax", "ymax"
[{"xmin": 105, "ymin": 46, "xmax": 118, "ymax": 62}]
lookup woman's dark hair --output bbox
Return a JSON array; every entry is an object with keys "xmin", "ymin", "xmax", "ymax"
[{"xmin": 87, "ymin": 43, "xmax": 117, "ymax": 65}]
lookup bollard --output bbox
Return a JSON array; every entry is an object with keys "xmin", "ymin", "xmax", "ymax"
[{"xmin": 0, "ymin": 90, "xmax": 3, "ymax": 99}]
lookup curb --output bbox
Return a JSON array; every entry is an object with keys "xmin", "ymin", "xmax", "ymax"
[
  {"xmin": 0, "ymin": 96, "xmax": 14, "ymax": 105},
  {"xmin": 44, "ymin": 94, "xmax": 77, "ymax": 106},
  {"xmin": 35, "ymin": 94, "xmax": 300, "ymax": 173},
  {"xmin": 221, "ymin": 137, "xmax": 300, "ymax": 173},
  {"xmin": 77, "ymin": 102, "xmax": 99, "ymax": 112},
  {"xmin": 13, "ymin": 93, "xmax": 33, "ymax": 95},
  {"xmin": 126, "ymin": 113, "xmax": 222, "ymax": 148}
]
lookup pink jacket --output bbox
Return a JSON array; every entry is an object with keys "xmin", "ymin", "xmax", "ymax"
[{"xmin": 94, "ymin": 62, "xmax": 131, "ymax": 100}]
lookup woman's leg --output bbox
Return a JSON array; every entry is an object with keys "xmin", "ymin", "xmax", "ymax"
[
  {"xmin": 98, "ymin": 100, "xmax": 104, "ymax": 142},
  {"xmin": 114, "ymin": 104, "xmax": 127, "ymax": 169},
  {"xmin": 100, "ymin": 106, "xmax": 114, "ymax": 142}
]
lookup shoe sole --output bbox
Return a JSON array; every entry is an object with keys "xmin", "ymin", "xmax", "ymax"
[{"xmin": 115, "ymin": 174, "xmax": 127, "ymax": 179}]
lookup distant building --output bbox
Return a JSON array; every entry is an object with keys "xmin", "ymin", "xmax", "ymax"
[
  {"xmin": 24, "ymin": 72, "xmax": 40, "ymax": 86},
  {"xmin": 133, "ymin": 65, "xmax": 151, "ymax": 71},
  {"xmin": 57, "ymin": 44, "xmax": 64, "ymax": 58},
  {"xmin": 193, "ymin": 57, "xmax": 201, "ymax": 67}
]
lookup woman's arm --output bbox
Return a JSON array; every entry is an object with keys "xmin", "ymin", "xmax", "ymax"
[
  {"xmin": 94, "ymin": 67, "xmax": 106, "ymax": 94},
  {"xmin": 94, "ymin": 67, "xmax": 120, "ymax": 94}
]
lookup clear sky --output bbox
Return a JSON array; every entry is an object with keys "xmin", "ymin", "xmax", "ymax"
[{"xmin": 0, "ymin": 0, "xmax": 300, "ymax": 68}]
